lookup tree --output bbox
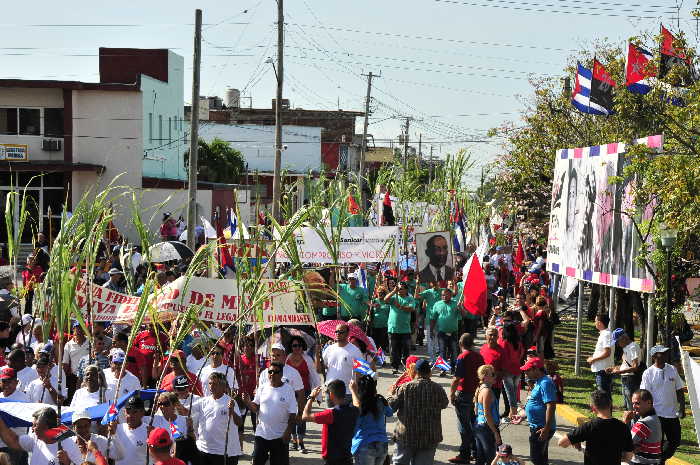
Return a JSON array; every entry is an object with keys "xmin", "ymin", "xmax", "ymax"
[{"xmin": 184, "ymin": 138, "xmax": 245, "ymax": 184}]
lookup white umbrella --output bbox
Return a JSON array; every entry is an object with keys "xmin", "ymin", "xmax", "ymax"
[{"xmin": 149, "ymin": 241, "xmax": 194, "ymax": 262}]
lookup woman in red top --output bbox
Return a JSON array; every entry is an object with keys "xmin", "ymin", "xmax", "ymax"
[
  {"xmin": 236, "ymin": 336, "xmax": 263, "ymax": 440},
  {"xmin": 22, "ymin": 253, "xmax": 43, "ymax": 315},
  {"xmin": 498, "ymin": 312, "xmax": 525, "ymax": 422},
  {"xmin": 285, "ymin": 335, "xmax": 320, "ymax": 453}
]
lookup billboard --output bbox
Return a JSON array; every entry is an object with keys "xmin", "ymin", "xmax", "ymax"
[{"xmin": 546, "ymin": 135, "xmax": 661, "ymax": 293}]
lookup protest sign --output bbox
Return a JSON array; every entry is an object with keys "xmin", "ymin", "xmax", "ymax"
[{"xmin": 276, "ymin": 227, "xmax": 399, "ymax": 263}]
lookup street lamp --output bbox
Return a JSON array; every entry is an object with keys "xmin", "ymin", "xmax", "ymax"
[{"xmin": 659, "ymin": 223, "xmax": 678, "ymax": 347}]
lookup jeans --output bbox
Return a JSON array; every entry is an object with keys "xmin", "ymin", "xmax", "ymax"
[
  {"xmin": 473, "ymin": 423, "xmax": 497, "ymax": 465},
  {"xmin": 595, "ymin": 370, "xmax": 613, "ymax": 394},
  {"xmin": 371, "ymin": 327, "xmax": 389, "ymax": 353},
  {"xmin": 176, "ymin": 437, "xmax": 200, "ymax": 465},
  {"xmin": 354, "ymin": 441, "xmax": 388, "ymax": 465},
  {"xmin": 659, "ymin": 417, "xmax": 681, "ymax": 464},
  {"xmin": 389, "ymin": 333, "xmax": 411, "ymax": 370},
  {"xmin": 292, "ymin": 390, "xmax": 310, "ymax": 439},
  {"xmin": 392, "ymin": 441, "xmax": 436, "ymax": 465},
  {"xmin": 621, "ymin": 376, "xmax": 639, "ymax": 412},
  {"xmin": 426, "ymin": 329, "xmax": 436, "ymax": 361},
  {"xmin": 502, "ymin": 373, "xmax": 519, "ymax": 413},
  {"xmin": 252, "ymin": 436, "xmax": 289, "ymax": 465},
  {"xmin": 528, "ymin": 427, "xmax": 555, "ymax": 465},
  {"xmin": 454, "ymin": 391, "xmax": 475, "ymax": 459},
  {"xmin": 437, "ymin": 331, "xmax": 458, "ymax": 369},
  {"xmin": 199, "ymin": 451, "xmax": 239, "ymax": 465}
]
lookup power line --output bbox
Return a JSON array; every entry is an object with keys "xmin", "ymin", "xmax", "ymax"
[{"xmin": 433, "ymin": 0, "xmax": 673, "ymax": 18}]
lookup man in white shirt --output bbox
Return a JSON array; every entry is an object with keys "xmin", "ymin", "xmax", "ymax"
[
  {"xmin": 587, "ymin": 313, "xmax": 614, "ymax": 394},
  {"xmin": 0, "ymin": 367, "xmax": 30, "ymax": 464},
  {"xmin": 640, "ymin": 345, "xmax": 685, "ymax": 464},
  {"xmin": 71, "ymin": 409, "xmax": 124, "ymax": 463},
  {"xmin": 259, "ymin": 343, "xmax": 304, "ymax": 410},
  {"xmin": 186, "ymin": 340, "xmax": 207, "ymax": 375},
  {"xmin": 192, "ymin": 371, "xmax": 242, "ymax": 464},
  {"xmin": 104, "ymin": 349, "xmax": 142, "ymax": 398},
  {"xmin": 26, "ymin": 354, "xmax": 65, "ymax": 406},
  {"xmin": 243, "ymin": 361, "xmax": 297, "ymax": 465},
  {"xmin": 6, "ymin": 348, "xmax": 38, "ymax": 394},
  {"xmin": 61, "ymin": 321, "xmax": 89, "ymax": 395},
  {"xmin": 114, "ymin": 395, "xmax": 155, "ymax": 465},
  {"xmin": 608, "ymin": 328, "xmax": 641, "ymax": 411},
  {"xmin": 199, "ymin": 345, "xmax": 237, "ymax": 396},
  {"xmin": 316, "ymin": 323, "xmax": 363, "ymax": 403},
  {"xmin": 0, "ymin": 406, "xmax": 83, "ymax": 465},
  {"xmin": 173, "ymin": 375, "xmax": 201, "ymax": 414}
]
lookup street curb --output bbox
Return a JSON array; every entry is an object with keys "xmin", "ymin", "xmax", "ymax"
[{"xmin": 557, "ymin": 404, "xmax": 694, "ymax": 465}]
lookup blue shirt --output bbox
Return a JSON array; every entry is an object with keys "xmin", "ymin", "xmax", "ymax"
[
  {"xmin": 525, "ymin": 375, "xmax": 558, "ymax": 430},
  {"xmin": 351, "ymin": 400, "xmax": 393, "ymax": 454}
]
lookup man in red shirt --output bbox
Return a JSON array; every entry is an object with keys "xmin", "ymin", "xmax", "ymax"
[
  {"xmin": 147, "ymin": 427, "xmax": 185, "ymax": 465},
  {"xmin": 449, "ymin": 333, "xmax": 484, "ymax": 464},
  {"xmin": 133, "ymin": 325, "xmax": 168, "ymax": 387},
  {"xmin": 480, "ymin": 326, "xmax": 505, "ymax": 407},
  {"xmin": 159, "ymin": 350, "xmax": 203, "ymax": 396}
]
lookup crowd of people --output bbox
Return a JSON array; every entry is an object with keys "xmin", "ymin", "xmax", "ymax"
[{"xmin": 0, "ymin": 230, "xmax": 691, "ymax": 465}]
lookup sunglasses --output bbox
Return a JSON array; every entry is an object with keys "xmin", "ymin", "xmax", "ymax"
[
  {"xmin": 268, "ymin": 370, "xmax": 282, "ymax": 375},
  {"xmin": 335, "ymin": 330, "xmax": 348, "ymax": 334}
]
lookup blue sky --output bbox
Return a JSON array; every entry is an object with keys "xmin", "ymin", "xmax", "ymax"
[{"xmin": 2, "ymin": 0, "xmax": 693, "ymax": 185}]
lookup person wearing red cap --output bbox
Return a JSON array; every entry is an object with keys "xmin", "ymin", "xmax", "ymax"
[
  {"xmin": 147, "ymin": 427, "xmax": 185, "ymax": 465},
  {"xmin": 159, "ymin": 350, "xmax": 203, "ymax": 396},
  {"xmin": 521, "ymin": 357, "xmax": 557, "ymax": 465}
]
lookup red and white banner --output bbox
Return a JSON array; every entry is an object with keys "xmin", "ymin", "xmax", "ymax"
[
  {"xmin": 275, "ymin": 227, "xmax": 399, "ymax": 263},
  {"xmin": 75, "ymin": 276, "xmax": 312, "ymax": 326}
]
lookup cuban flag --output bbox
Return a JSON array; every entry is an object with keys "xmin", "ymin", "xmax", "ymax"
[
  {"xmin": 354, "ymin": 265, "xmax": 368, "ymax": 289},
  {"xmin": 572, "ymin": 61, "xmax": 615, "ymax": 115},
  {"xmin": 626, "ymin": 42, "xmax": 654, "ymax": 94},
  {"xmin": 101, "ymin": 403, "xmax": 119, "ymax": 425},
  {"xmin": 353, "ymin": 358, "xmax": 376, "ymax": 377},
  {"xmin": 374, "ymin": 348, "xmax": 385, "ymax": 367},
  {"xmin": 169, "ymin": 421, "xmax": 183, "ymax": 440},
  {"xmin": 433, "ymin": 356, "xmax": 451, "ymax": 372},
  {"xmin": 228, "ymin": 209, "xmax": 238, "ymax": 237},
  {"xmin": 452, "ymin": 204, "xmax": 466, "ymax": 254}
]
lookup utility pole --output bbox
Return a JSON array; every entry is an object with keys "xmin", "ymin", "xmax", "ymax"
[
  {"xmin": 187, "ymin": 9, "xmax": 202, "ymax": 249},
  {"xmin": 402, "ymin": 117, "xmax": 411, "ymax": 168},
  {"xmin": 418, "ymin": 133, "xmax": 422, "ymax": 164},
  {"xmin": 271, "ymin": 0, "xmax": 284, "ymax": 223},
  {"xmin": 359, "ymin": 71, "xmax": 379, "ymax": 212},
  {"xmin": 429, "ymin": 145, "xmax": 434, "ymax": 183}
]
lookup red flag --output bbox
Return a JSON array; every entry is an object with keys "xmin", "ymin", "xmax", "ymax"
[
  {"xmin": 348, "ymin": 195, "xmax": 361, "ymax": 215},
  {"xmin": 514, "ymin": 239, "xmax": 525, "ymax": 267},
  {"xmin": 461, "ymin": 253, "xmax": 487, "ymax": 316},
  {"xmin": 216, "ymin": 214, "xmax": 234, "ymax": 272},
  {"xmin": 381, "ymin": 192, "xmax": 395, "ymax": 226}
]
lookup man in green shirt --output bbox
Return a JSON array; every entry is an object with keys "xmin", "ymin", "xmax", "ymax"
[
  {"xmin": 384, "ymin": 282, "xmax": 416, "ymax": 374},
  {"xmin": 338, "ymin": 276, "xmax": 369, "ymax": 323},
  {"xmin": 430, "ymin": 288, "xmax": 464, "ymax": 375},
  {"xmin": 369, "ymin": 286, "xmax": 390, "ymax": 352},
  {"xmin": 418, "ymin": 281, "xmax": 443, "ymax": 362}
]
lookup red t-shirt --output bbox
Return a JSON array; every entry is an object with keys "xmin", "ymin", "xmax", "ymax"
[
  {"xmin": 133, "ymin": 330, "xmax": 168, "ymax": 375},
  {"xmin": 156, "ymin": 458, "xmax": 186, "ymax": 465},
  {"xmin": 454, "ymin": 349, "xmax": 484, "ymax": 395},
  {"xmin": 313, "ymin": 405, "xmax": 359, "ymax": 461},
  {"xmin": 236, "ymin": 353, "xmax": 260, "ymax": 397},
  {"xmin": 125, "ymin": 347, "xmax": 146, "ymax": 380},
  {"xmin": 480, "ymin": 343, "xmax": 504, "ymax": 388},
  {"xmin": 497, "ymin": 338, "xmax": 523, "ymax": 376},
  {"xmin": 286, "ymin": 358, "xmax": 310, "ymax": 392},
  {"xmin": 160, "ymin": 371, "xmax": 203, "ymax": 396}
]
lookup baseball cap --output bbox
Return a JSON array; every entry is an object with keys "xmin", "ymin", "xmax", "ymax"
[
  {"xmin": 108, "ymin": 268, "xmax": 123, "ymax": 276},
  {"xmin": 414, "ymin": 359, "xmax": 431, "ymax": 374},
  {"xmin": 405, "ymin": 355, "xmax": 419, "ymax": 368},
  {"xmin": 147, "ymin": 427, "xmax": 173, "ymax": 448},
  {"xmin": 173, "ymin": 375, "xmax": 190, "ymax": 390},
  {"xmin": 270, "ymin": 342, "xmax": 286, "ymax": 352},
  {"xmin": 520, "ymin": 357, "xmax": 545, "ymax": 371},
  {"xmin": 21, "ymin": 314, "xmax": 33, "ymax": 326},
  {"xmin": 526, "ymin": 346, "xmax": 538, "ymax": 355},
  {"xmin": 497, "ymin": 444, "xmax": 512, "ymax": 457},
  {"xmin": 125, "ymin": 395, "xmax": 145, "ymax": 410},
  {"xmin": 110, "ymin": 349, "xmax": 126, "ymax": 364},
  {"xmin": 71, "ymin": 410, "xmax": 91, "ymax": 423},
  {"xmin": 0, "ymin": 367, "xmax": 16, "ymax": 380},
  {"xmin": 612, "ymin": 328, "xmax": 627, "ymax": 343},
  {"xmin": 650, "ymin": 345, "xmax": 670, "ymax": 357}
]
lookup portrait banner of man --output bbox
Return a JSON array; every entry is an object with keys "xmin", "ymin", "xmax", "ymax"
[{"xmin": 416, "ymin": 231, "xmax": 454, "ymax": 284}]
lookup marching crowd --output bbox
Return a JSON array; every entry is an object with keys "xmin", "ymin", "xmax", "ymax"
[{"xmin": 0, "ymin": 233, "xmax": 690, "ymax": 465}]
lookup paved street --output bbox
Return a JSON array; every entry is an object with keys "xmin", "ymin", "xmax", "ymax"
[{"xmin": 238, "ymin": 336, "xmax": 584, "ymax": 464}]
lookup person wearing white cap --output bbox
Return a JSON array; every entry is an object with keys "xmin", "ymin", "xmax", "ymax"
[
  {"xmin": 199, "ymin": 344, "xmax": 238, "ymax": 397},
  {"xmin": 15, "ymin": 315, "xmax": 39, "ymax": 348},
  {"xmin": 103, "ymin": 268, "xmax": 126, "ymax": 293},
  {"xmin": 70, "ymin": 409, "xmax": 124, "ymax": 463},
  {"xmin": 104, "ymin": 349, "xmax": 142, "ymax": 398},
  {"xmin": 26, "ymin": 353, "xmax": 66, "ymax": 406},
  {"xmin": 640, "ymin": 345, "xmax": 685, "ymax": 464}
]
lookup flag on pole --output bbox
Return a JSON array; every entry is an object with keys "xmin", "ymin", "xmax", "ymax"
[
  {"xmin": 348, "ymin": 195, "xmax": 361, "ymax": 215},
  {"xmin": 354, "ymin": 265, "xmax": 368, "ymax": 289},
  {"xmin": 353, "ymin": 358, "xmax": 376, "ymax": 377},
  {"xmin": 660, "ymin": 25, "xmax": 691, "ymax": 78},
  {"xmin": 381, "ymin": 192, "xmax": 395, "ymax": 226},
  {"xmin": 169, "ymin": 421, "xmax": 184, "ymax": 440},
  {"xmin": 514, "ymin": 239, "xmax": 525, "ymax": 267},
  {"xmin": 101, "ymin": 403, "xmax": 119, "ymax": 425},
  {"xmin": 461, "ymin": 252, "xmax": 488, "ymax": 316},
  {"xmin": 451, "ymin": 199, "xmax": 466, "ymax": 253},
  {"xmin": 200, "ymin": 216, "xmax": 218, "ymax": 240},
  {"xmin": 216, "ymin": 213, "xmax": 234, "ymax": 274},
  {"xmin": 572, "ymin": 61, "xmax": 615, "ymax": 115},
  {"xmin": 626, "ymin": 42, "xmax": 655, "ymax": 94},
  {"xmin": 433, "ymin": 356, "xmax": 451, "ymax": 372}
]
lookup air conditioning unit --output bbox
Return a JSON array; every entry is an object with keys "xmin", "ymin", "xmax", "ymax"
[{"xmin": 42, "ymin": 139, "xmax": 62, "ymax": 151}]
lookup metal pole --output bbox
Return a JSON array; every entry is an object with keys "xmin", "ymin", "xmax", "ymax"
[
  {"xmin": 403, "ymin": 117, "xmax": 410, "ymax": 168},
  {"xmin": 359, "ymin": 72, "xmax": 377, "ymax": 213},
  {"xmin": 271, "ymin": 0, "xmax": 284, "ymax": 223},
  {"xmin": 187, "ymin": 9, "xmax": 202, "ymax": 248},
  {"xmin": 418, "ymin": 133, "xmax": 422, "ymax": 164},
  {"xmin": 575, "ymin": 279, "xmax": 584, "ymax": 375},
  {"xmin": 666, "ymin": 247, "xmax": 672, "ymax": 347},
  {"xmin": 646, "ymin": 295, "xmax": 655, "ymax": 365}
]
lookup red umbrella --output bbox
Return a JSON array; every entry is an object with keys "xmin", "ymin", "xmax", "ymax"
[{"xmin": 317, "ymin": 320, "xmax": 375, "ymax": 352}]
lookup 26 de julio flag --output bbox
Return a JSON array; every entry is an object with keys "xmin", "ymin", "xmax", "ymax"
[
  {"xmin": 461, "ymin": 252, "xmax": 487, "ymax": 316},
  {"xmin": 571, "ymin": 60, "xmax": 615, "ymax": 115},
  {"xmin": 660, "ymin": 25, "xmax": 691, "ymax": 78},
  {"xmin": 626, "ymin": 42, "xmax": 655, "ymax": 94},
  {"xmin": 101, "ymin": 403, "xmax": 119, "ymax": 425}
]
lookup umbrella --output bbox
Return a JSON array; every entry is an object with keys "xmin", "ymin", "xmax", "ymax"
[
  {"xmin": 149, "ymin": 241, "xmax": 194, "ymax": 262},
  {"xmin": 317, "ymin": 320, "xmax": 375, "ymax": 352},
  {"xmin": 178, "ymin": 225, "xmax": 205, "ymax": 242}
]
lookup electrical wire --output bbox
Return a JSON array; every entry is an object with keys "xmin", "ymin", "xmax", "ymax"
[{"xmin": 433, "ymin": 0, "xmax": 672, "ymax": 18}]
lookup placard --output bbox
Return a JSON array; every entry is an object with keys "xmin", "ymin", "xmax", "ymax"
[{"xmin": 0, "ymin": 144, "xmax": 28, "ymax": 161}]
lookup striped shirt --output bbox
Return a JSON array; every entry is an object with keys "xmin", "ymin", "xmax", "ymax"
[{"xmin": 631, "ymin": 412, "xmax": 662, "ymax": 465}]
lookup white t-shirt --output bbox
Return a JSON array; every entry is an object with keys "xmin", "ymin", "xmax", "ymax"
[
  {"xmin": 258, "ymin": 365, "xmax": 304, "ymax": 392},
  {"xmin": 70, "ymin": 386, "xmax": 115, "ymax": 410},
  {"xmin": 640, "ymin": 364, "xmax": 685, "ymax": 418},
  {"xmin": 26, "ymin": 375, "xmax": 67, "ymax": 405},
  {"xmin": 114, "ymin": 421, "xmax": 151, "ymax": 465},
  {"xmin": 104, "ymin": 368, "xmax": 142, "ymax": 397},
  {"xmin": 19, "ymin": 433, "xmax": 83, "ymax": 465},
  {"xmin": 620, "ymin": 341, "xmax": 641, "ymax": 377},
  {"xmin": 62, "ymin": 339, "xmax": 90, "ymax": 374},
  {"xmin": 193, "ymin": 394, "xmax": 242, "ymax": 456},
  {"xmin": 199, "ymin": 364, "xmax": 238, "ymax": 396},
  {"xmin": 187, "ymin": 354, "xmax": 207, "ymax": 376},
  {"xmin": 322, "ymin": 343, "xmax": 363, "ymax": 393},
  {"xmin": 16, "ymin": 366, "xmax": 39, "ymax": 393},
  {"xmin": 70, "ymin": 432, "xmax": 125, "ymax": 462},
  {"xmin": 591, "ymin": 329, "xmax": 614, "ymax": 372},
  {"xmin": 153, "ymin": 412, "xmax": 190, "ymax": 438},
  {"xmin": 253, "ymin": 383, "xmax": 298, "ymax": 440}
]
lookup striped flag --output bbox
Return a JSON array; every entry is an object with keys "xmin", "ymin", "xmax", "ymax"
[
  {"xmin": 433, "ymin": 356, "xmax": 451, "ymax": 372},
  {"xmin": 572, "ymin": 61, "xmax": 615, "ymax": 115},
  {"xmin": 353, "ymin": 358, "xmax": 376, "ymax": 377},
  {"xmin": 354, "ymin": 265, "xmax": 368, "ymax": 289},
  {"xmin": 626, "ymin": 42, "xmax": 654, "ymax": 94},
  {"xmin": 169, "ymin": 421, "xmax": 183, "ymax": 440},
  {"xmin": 374, "ymin": 348, "xmax": 385, "ymax": 367},
  {"xmin": 101, "ymin": 403, "xmax": 119, "ymax": 425}
]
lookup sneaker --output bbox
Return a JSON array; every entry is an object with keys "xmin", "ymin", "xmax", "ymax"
[
  {"xmin": 299, "ymin": 441, "xmax": 307, "ymax": 454},
  {"xmin": 448, "ymin": 456, "xmax": 469, "ymax": 464}
]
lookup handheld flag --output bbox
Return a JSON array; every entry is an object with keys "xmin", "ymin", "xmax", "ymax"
[
  {"xmin": 433, "ymin": 356, "xmax": 451, "ymax": 372},
  {"xmin": 353, "ymin": 358, "xmax": 376, "ymax": 377},
  {"xmin": 451, "ymin": 200, "xmax": 466, "ymax": 253},
  {"xmin": 354, "ymin": 265, "xmax": 368, "ymax": 290},
  {"xmin": 374, "ymin": 348, "xmax": 385, "ymax": 367},
  {"xmin": 381, "ymin": 192, "xmax": 395, "ymax": 226},
  {"xmin": 101, "ymin": 403, "xmax": 119, "ymax": 425},
  {"xmin": 461, "ymin": 252, "xmax": 488, "ymax": 316},
  {"xmin": 626, "ymin": 42, "xmax": 655, "ymax": 94},
  {"xmin": 169, "ymin": 421, "xmax": 184, "ymax": 440},
  {"xmin": 572, "ymin": 61, "xmax": 615, "ymax": 115},
  {"xmin": 228, "ymin": 209, "xmax": 238, "ymax": 238}
]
